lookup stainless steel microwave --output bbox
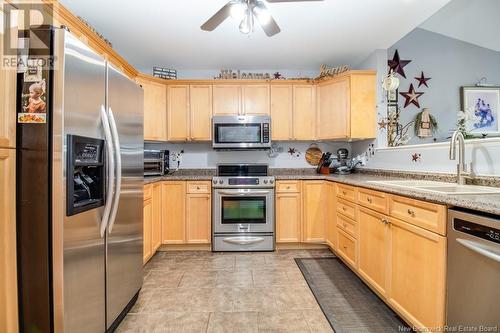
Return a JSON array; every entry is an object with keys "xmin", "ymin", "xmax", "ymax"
[{"xmin": 212, "ymin": 115, "xmax": 271, "ymax": 150}]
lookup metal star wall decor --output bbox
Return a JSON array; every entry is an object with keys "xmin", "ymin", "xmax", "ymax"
[
  {"xmin": 411, "ymin": 153, "xmax": 421, "ymax": 162},
  {"xmin": 399, "ymin": 84, "xmax": 424, "ymax": 108},
  {"xmin": 378, "ymin": 119, "xmax": 388, "ymax": 129},
  {"xmin": 415, "ymin": 71, "xmax": 431, "ymax": 88},
  {"xmin": 388, "ymin": 50, "xmax": 411, "ymax": 78}
]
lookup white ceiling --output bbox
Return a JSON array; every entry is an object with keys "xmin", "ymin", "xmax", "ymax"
[
  {"xmin": 60, "ymin": 0, "xmax": 451, "ymax": 73},
  {"xmin": 419, "ymin": 0, "xmax": 500, "ymax": 52}
]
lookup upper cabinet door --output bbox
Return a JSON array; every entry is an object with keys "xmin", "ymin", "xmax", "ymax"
[
  {"xmin": 140, "ymin": 79, "xmax": 167, "ymax": 141},
  {"xmin": 241, "ymin": 84, "xmax": 270, "ymax": 115},
  {"xmin": 213, "ymin": 85, "xmax": 241, "ymax": 115},
  {"xmin": 167, "ymin": 85, "xmax": 190, "ymax": 141},
  {"xmin": 0, "ymin": 68, "xmax": 17, "ymax": 149},
  {"xmin": 350, "ymin": 73, "xmax": 376, "ymax": 139},
  {"xmin": 317, "ymin": 78, "xmax": 350, "ymax": 139},
  {"xmin": 0, "ymin": 21, "xmax": 17, "ymax": 149},
  {"xmin": 293, "ymin": 85, "xmax": 316, "ymax": 140},
  {"xmin": 270, "ymin": 85, "xmax": 293, "ymax": 140},
  {"xmin": 189, "ymin": 85, "xmax": 212, "ymax": 141}
]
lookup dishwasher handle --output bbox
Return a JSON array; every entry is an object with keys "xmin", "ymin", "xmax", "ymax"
[{"xmin": 456, "ymin": 238, "xmax": 500, "ymax": 263}]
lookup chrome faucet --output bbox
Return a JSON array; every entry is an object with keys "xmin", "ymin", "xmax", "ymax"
[{"xmin": 449, "ymin": 130, "xmax": 467, "ymax": 185}]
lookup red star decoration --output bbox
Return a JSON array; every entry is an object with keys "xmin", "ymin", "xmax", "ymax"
[
  {"xmin": 415, "ymin": 71, "xmax": 431, "ymax": 88},
  {"xmin": 378, "ymin": 119, "xmax": 387, "ymax": 129},
  {"xmin": 399, "ymin": 84, "xmax": 424, "ymax": 108},
  {"xmin": 411, "ymin": 153, "xmax": 421, "ymax": 162},
  {"xmin": 388, "ymin": 50, "xmax": 411, "ymax": 78}
]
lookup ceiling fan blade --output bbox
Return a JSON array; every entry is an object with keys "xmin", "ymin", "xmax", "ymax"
[
  {"xmin": 253, "ymin": 2, "xmax": 281, "ymax": 36},
  {"xmin": 266, "ymin": 0, "xmax": 323, "ymax": 2},
  {"xmin": 200, "ymin": 2, "xmax": 233, "ymax": 31}
]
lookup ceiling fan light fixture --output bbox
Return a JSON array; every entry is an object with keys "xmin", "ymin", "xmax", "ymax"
[
  {"xmin": 229, "ymin": 1, "xmax": 247, "ymax": 20},
  {"xmin": 239, "ymin": 9, "xmax": 253, "ymax": 34}
]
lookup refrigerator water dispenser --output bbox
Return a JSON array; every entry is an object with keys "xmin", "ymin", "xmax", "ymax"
[{"xmin": 67, "ymin": 135, "xmax": 105, "ymax": 216}]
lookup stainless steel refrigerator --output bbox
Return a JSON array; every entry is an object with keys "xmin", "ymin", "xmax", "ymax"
[{"xmin": 16, "ymin": 27, "xmax": 143, "ymax": 332}]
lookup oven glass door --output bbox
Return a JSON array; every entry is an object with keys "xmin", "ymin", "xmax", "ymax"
[
  {"xmin": 222, "ymin": 197, "xmax": 266, "ymax": 224},
  {"xmin": 214, "ymin": 124, "xmax": 261, "ymax": 144},
  {"xmin": 214, "ymin": 189, "xmax": 274, "ymax": 233}
]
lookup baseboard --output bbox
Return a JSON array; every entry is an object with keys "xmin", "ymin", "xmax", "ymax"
[
  {"xmin": 158, "ymin": 244, "xmax": 211, "ymax": 251},
  {"xmin": 276, "ymin": 242, "xmax": 329, "ymax": 250}
]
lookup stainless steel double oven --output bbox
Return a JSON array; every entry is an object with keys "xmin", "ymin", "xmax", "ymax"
[{"xmin": 212, "ymin": 164, "xmax": 275, "ymax": 251}]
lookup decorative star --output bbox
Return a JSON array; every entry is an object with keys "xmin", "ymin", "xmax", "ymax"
[
  {"xmin": 399, "ymin": 84, "xmax": 424, "ymax": 108},
  {"xmin": 288, "ymin": 147, "xmax": 297, "ymax": 155},
  {"xmin": 274, "ymin": 72, "xmax": 282, "ymax": 79},
  {"xmin": 388, "ymin": 50, "xmax": 411, "ymax": 78},
  {"xmin": 378, "ymin": 119, "xmax": 387, "ymax": 129},
  {"xmin": 411, "ymin": 153, "xmax": 421, "ymax": 162},
  {"xmin": 415, "ymin": 71, "xmax": 431, "ymax": 88}
]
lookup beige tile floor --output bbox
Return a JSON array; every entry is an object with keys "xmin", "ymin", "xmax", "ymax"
[{"xmin": 117, "ymin": 249, "xmax": 335, "ymax": 333}]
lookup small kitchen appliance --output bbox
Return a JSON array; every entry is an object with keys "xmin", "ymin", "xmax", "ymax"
[
  {"xmin": 144, "ymin": 149, "xmax": 169, "ymax": 176},
  {"xmin": 212, "ymin": 164, "xmax": 275, "ymax": 251}
]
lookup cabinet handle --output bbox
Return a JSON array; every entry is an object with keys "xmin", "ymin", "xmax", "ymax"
[
  {"xmin": 342, "ymin": 206, "xmax": 347, "ymax": 211},
  {"xmin": 343, "ymin": 223, "xmax": 347, "ymax": 228},
  {"xmin": 407, "ymin": 209, "xmax": 416, "ymax": 217},
  {"xmin": 343, "ymin": 245, "xmax": 347, "ymax": 249},
  {"xmin": 286, "ymin": 186, "xmax": 290, "ymax": 189},
  {"xmin": 367, "ymin": 197, "xmax": 373, "ymax": 203},
  {"xmin": 342, "ymin": 191, "xmax": 347, "ymax": 195},
  {"xmin": 196, "ymin": 186, "xmax": 200, "ymax": 190}
]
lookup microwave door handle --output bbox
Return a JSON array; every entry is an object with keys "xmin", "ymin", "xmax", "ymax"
[
  {"xmin": 107, "ymin": 107, "xmax": 122, "ymax": 234},
  {"xmin": 100, "ymin": 105, "xmax": 114, "ymax": 238},
  {"xmin": 261, "ymin": 123, "xmax": 264, "ymax": 144}
]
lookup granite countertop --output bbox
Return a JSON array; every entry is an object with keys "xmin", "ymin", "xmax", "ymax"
[{"xmin": 144, "ymin": 169, "xmax": 500, "ymax": 216}]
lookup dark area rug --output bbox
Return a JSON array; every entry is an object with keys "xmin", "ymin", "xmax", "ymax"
[{"xmin": 295, "ymin": 257, "xmax": 410, "ymax": 333}]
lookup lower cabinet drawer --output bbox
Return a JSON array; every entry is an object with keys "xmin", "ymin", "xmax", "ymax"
[
  {"xmin": 337, "ymin": 213, "xmax": 357, "ymax": 238},
  {"xmin": 276, "ymin": 180, "xmax": 301, "ymax": 193},
  {"xmin": 212, "ymin": 234, "xmax": 274, "ymax": 252},
  {"xmin": 187, "ymin": 181, "xmax": 211, "ymax": 194},
  {"xmin": 337, "ymin": 228, "xmax": 357, "ymax": 267},
  {"xmin": 337, "ymin": 198, "xmax": 357, "ymax": 221}
]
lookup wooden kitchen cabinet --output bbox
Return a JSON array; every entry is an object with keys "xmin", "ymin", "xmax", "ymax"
[
  {"xmin": 241, "ymin": 84, "xmax": 270, "ymax": 115},
  {"xmin": 138, "ymin": 77, "xmax": 167, "ymax": 141},
  {"xmin": 293, "ymin": 85, "xmax": 316, "ymax": 140},
  {"xmin": 302, "ymin": 181, "xmax": 326, "ymax": 243},
  {"xmin": 167, "ymin": 85, "xmax": 190, "ymax": 141},
  {"xmin": 151, "ymin": 183, "xmax": 162, "ymax": 251},
  {"xmin": 357, "ymin": 207, "xmax": 389, "ymax": 297},
  {"xmin": 276, "ymin": 185, "xmax": 303, "ymax": 243},
  {"xmin": 388, "ymin": 217, "xmax": 446, "ymax": 330},
  {"xmin": 316, "ymin": 71, "xmax": 376, "ymax": 140},
  {"xmin": 161, "ymin": 181, "xmax": 186, "ymax": 244},
  {"xmin": 186, "ymin": 181, "xmax": 212, "ymax": 244},
  {"xmin": 270, "ymin": 85, "xmax": 293, "ymax": 140},
  {"xmin": 189, "ymin": 85, "xmax": 212, "ymax": 140},
  {"xmin": 143, "ymin": 197, "xmax": 153, "ymax": 263},
  {"xmin": 325, "ymin": 182, "xmax": 337, "ymax": 249},
  {"xmin": 0, "ymin": 66, "xmax": 16, "ymax": 149},
  {"xmin": 0, "ymin": 149, "xmax": 18, "ymax": 333},
  {"xmin": 213, "ymin": 85, "xmax": 241, "ymax": 115}
]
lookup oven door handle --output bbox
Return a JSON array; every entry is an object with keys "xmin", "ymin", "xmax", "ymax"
[
  {"xmin": 222, "ymin": 236, "xmax": 266, "ymax": 245},
  {"xmin": 217, "ymin": 190, "xmax": 271, "ymax": 195}
]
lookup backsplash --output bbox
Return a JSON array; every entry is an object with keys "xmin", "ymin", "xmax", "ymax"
[
  {"xmin": 145, "ymin": 141, "xmax": 353, "ymax": 169},
  {"xmin": 352, "ymin": 138, "xmax": 500, "ymax": 176}
]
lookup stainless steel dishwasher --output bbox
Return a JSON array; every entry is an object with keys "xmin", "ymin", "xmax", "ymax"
[{"xmin": 447, "ymin": 209, "xmax": 500, "ymax": 328}]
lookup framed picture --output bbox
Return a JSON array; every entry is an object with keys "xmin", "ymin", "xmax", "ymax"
[
  {"xmin": 461, "ymin": 86, "xmax": 500, "ymax": 134},
  {"xmin": 387, "ymin": 89, "xmax": 398, "ymax": 103}
]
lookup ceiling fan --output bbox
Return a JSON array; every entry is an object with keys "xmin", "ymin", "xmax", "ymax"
[{"xmin": 201, "ymin": 0, "xmax": 324, "ymax": 37}]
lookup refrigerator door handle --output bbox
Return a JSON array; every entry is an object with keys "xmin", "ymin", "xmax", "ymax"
[
  {"xmin": 100, "ymin": 105, "xmax": 115, "ymax": 237},
  {"xmin": 107, "ymin": 107, "xmax": 122, "ymax": 234}
]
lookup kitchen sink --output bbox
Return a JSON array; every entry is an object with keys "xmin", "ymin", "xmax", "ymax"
[{"xmin": 367, "ymin": 180, "xmax": 500, "ymax": 195}]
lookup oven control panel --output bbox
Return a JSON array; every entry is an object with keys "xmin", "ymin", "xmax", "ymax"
[{"xmin": 212, "ymin": 176, "xmax": 275, "ymax": 188}]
